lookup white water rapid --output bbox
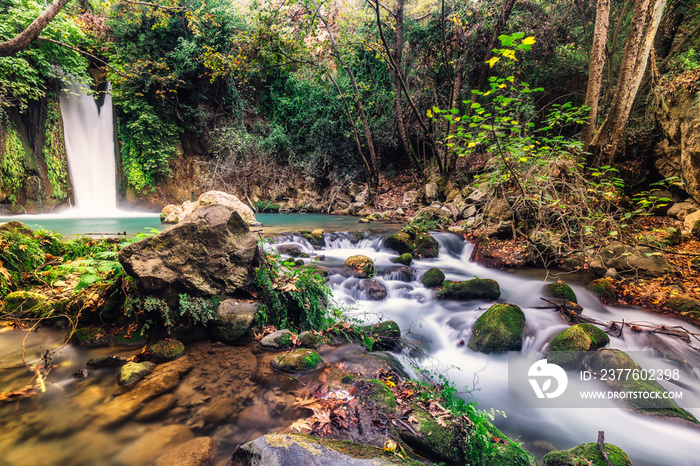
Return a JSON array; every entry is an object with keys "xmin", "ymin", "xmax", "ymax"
[
  {"xmin": 58, "ymin": 81, "xmax": 118, "ymax": 215},
  {"xmin": 271, "ymin": 232, "xmax": 700, "ymax": 465}
]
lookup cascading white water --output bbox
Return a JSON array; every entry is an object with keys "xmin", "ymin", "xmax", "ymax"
[
  {"xmin": 273, "ymin": 231, "xmax": 700, "ymax": 466},
  {"xmin": 58, "ymin": 81, "xmax": 117, "ymax": 215}
]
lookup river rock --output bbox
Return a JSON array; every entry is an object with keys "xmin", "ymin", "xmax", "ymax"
[
  {"xmin": 86, "ymin": 355, "xmax": 126, "ymax": 368},
  {"xmin": 425, "ymin": 182, "xmax": 439, "ymax": 203},
  {"xmin": 546, "ymin": 324, "xmax": 610, "ymax": 369},
  {"xmin": 117, "ymin": 361, "xmax": 156, "ymax": 388},
  {"xmin": 258, "ymin": 329, "xmax": 295, "ymax": 351},
  {"xmin": 665, "ymin": 295, "xmax": 700, "ymax": 321},
  {"xmin": 161, "ymin": 190, "xmax": 257, "ymax": 224},
  {"xmin": 2, "ymin": 291, "xmax": 52, "ymax": 317},
  {"xmin": 357, "ymin": 279, "xmax": 387, "ymax": 300},
  {"xmin": 118, "ymin": 205, "xmax": 258, "ymax": 307},
  {"xmin": 114, "ymin": 424, "xmax": 194, "ymax": 466},
  {"xmin": 359, "ymin": 320, "xmax": 401, "ymax": 351},
  {"xmin": 391, "ymin": 253, "xmax": 413, "ymax": 266},
  {"xmin": 344, "ymin": 254, "xmax": 376, "ymax": 278},
  {"xmin": 589, "ymin": 278, "xmax": 617, "ymax": 303},
  {"xmin": 588, "ymin": 243, "xmax": 671, "ymax": 278},
  {"xmin": 276, "ymin": 244, "xmax": 304, "ymax": 257},
  {"xmin": 587, "ymin": 349, "xmax": 697, "ymax": 422},
  {"xmin": 148, "ymin": 339, "xmax": 185, "ymax": 362},
  {"xmin": 543, "ymin": 442, "xmax": 631, "ymax": 466},
  {"xmin": 134, "ymin": 393, "xmax": 177, "ymax": 421},
  {"xmin": 421, "ymin": 267, "xmax": 445, "ymax": 288},
  {"xmin": 385, "ymin": 227, "xmax": 439, "ymax": 258},
  {"xmin": 544, "ymin": 281, "xmax": 577, "ymax": 303},
  {"xmin": 154, "ymin": 436, "xmax": 216, "ymax": 466},
  {"xmin": 402, "ymin": 190, "xmax": 419, "ymax": 206},
  {"xmin": 437, "ymin": 278, "xmax": 501, "ymax": 301},
  {"xmin": 667, "ymin": 199, "xmax": 698, "ymax": 220},
  {"xmin": 210, "ymin": 298, "xmax": 257, "ymax": 343},
  {"xmin": 381, "ymin": 265, "xmax": 414, "ymax": 282},
  {"xmin": 469, "ymin": 303, "xmax": 525, "ymax": 354},
  {"xmin": 270, "ymin": 348, "xmax": 324, "ymax": 374},
  {"xmin": 235, "ymin": 434, "xmax": 422, "ymax": 465}
]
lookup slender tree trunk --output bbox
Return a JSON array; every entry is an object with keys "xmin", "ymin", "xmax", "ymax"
[
  {"xmin": 590, "ymin": 0, "xmax": 667, "ymax": 166},
  {"xmin": 604, "ymin": 0, "xmax": 633, "ymax": 104},
  {"xmin": 581, "ymin": 0, "xmax": 611, "ymax": 150},
  {"xmin": 0, "ymin": 0, "xmax": 71, "ymax": 57},
  {"xmin": 446, "ymin": 68, "xmax": 461, "ymax": 172}
]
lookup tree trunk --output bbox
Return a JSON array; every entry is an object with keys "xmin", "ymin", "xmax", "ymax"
[
  {"xmin": 589, "ymin": 0, "xmax": 667, "ymax": 166},
  {"xmin": 581, "ymin": 0, "xmax": 611, "ymax": 150},
  {"xmin": 0, "ymin": 0, "xmax": 71, "ymax": 57},
  {"xmin": 446, "ymin": 68, "xmax": 462, "ymax": 172}
]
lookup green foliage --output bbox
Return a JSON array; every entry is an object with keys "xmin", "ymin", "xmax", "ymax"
[
  {"xmin": 178, "ymin": 293, "xmax": 218, "ymax": 326},
  {"xmin": 669, "ymin": 48, "xmax": 700, "ymax": 73},
  {"xmin": 63, "ymin": 237, "xmax": 118, "ymax": 261},
  {"xmin": 253, "ymin": 200, "xmax": 282, "ymax": 212},
  {"xmin": 0, "ymin": 124, "xmax": 27, "ymax": 203},
  {"xmin": 43, "ymin": 96, "xmax": 70, "ymax": 200},
  {"xmin": 254, "ymin": 241, "xmax": 332, "ymax": 331}
]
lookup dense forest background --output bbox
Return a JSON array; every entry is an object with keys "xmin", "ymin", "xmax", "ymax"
[{"xmin": 0, "ymin": 0, "xmax": 699, "ymax": 216}]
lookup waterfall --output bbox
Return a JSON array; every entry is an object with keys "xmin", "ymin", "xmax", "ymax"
[{"xmin": 58, "ymin": 81, "xmax": 118, "ymax": 215}]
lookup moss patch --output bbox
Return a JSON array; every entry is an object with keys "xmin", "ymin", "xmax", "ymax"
[
  {"xmin": 344, "ymin": 254, "xmax": 376, "ymax": 278},
  {"xmin": 421, "ymin": 267, "xmax": 445, "ymax": 288},
  {"xmin": 543, "ymin": 442, "xmax": 631, "ymax": 466},
  {"xmin": 590, "ymin": 278, "xmax": 616, "ymax": 303},
  {"xmin": 149, "ymin": 339, "xmax": 185, "ymax": 362},
  {"xmin": 469, "ymin": 303, "xmax": 525, "ymax": 354},
  {"xmin": 547, "ymin": 324, "xmax": 609, "ymax": 369},
  {"xmin": 438, "ymin": 278, "xmax": 501, "ymax": 301},
  {"xmin": 2, "ymin": 291, "xmax": 52, "ymax": 317},
  {"xmin": 358, "ymin": 320, "xmax": 401, "ymax": 351},
  {"xmin": 545, "ymin": 281, "xmax": 577, "ymax": 303},
  {"xmin": 385, "ymin": 228, "xmax": 439, "ymax": 258},
  {"xmin": 391, "ymin": 253, "xmax": 413, "ymax": 266},
  {"xmin": 270, "ymin": 348, "xmax": 324, "ymax": 374},
  {"xmin": 665, "ymin": 296, "xmax": 700, "ymax": 320}
]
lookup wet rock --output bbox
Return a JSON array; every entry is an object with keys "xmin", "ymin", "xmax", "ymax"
[
  {"xmin": 358, "ymin": 279, "xmax": 388, "ymax": 300},
  {"xmin": 300, "ymin": 229, "xmax": 324, "ymax": 247},
  {"xmin": 421, "ymin": 267, "xmax": 445, "ymax": 288},
  {"xmin": 381, "ymin": 265, "xmax": 415, "ymax": 282},
  {"xmin": 385, "ymin": 228, "xmax": 439, "ymax": 259},
  {"xmin": 344, "ymin": 254, "xmax": 376, "ymax": 278},
  {"xmin": 149, "ymin": 339, "xmax": 185, "ymax": 362},
  {"xmin": 210, "ymin": 299, "xmax": 258, "ymax": 343},
  {"xmin": 589, "ymin": 278, "xmax": 617, "ymax": 303},
  {"xmin": 588, "ymin": 349, "xmax": 698, "ymax": 423},
  {"xmin": 546, "ymin": 324, "xmax": 610, "ymax": 369},
  {"xmin": 0, "ymin": 220, "xmax": 34, "ymax": 236},
  {"xmin": 391, "ymin": 253, "xmax": 413, "ymax": 266},
  {"xmin": 235, "ymin": 433, "xmax": 421, "ymax": 465},
  {"xmin": 118, "ymin": 204, "xmax": 258, "ymax": 307},
  {"xmin": 161, "ymin": 190, "xmax": 257, "ymax": 224},
  {"xmin": 86, "ymin": 355, "xmax": 126, "ymax": 368},
  {"xmin": 543, "ymin": 442, "xmax": 631, "ymax": 466},
  {"xmin": 276, "ymin": 244, "xmax": 303, "ymax": 257},
  {"xmin": 437, "ymin": 278, "xmax": 501, "ymax": 301},
  {"xmin": 201, "ymin": 397, "xmax": 238, "ymax": 424},
  {"xmin": 665, "ymin": 295, "xmax": 700, "ymax": 321},
  {"xmin": 114, "ymin": 424, "xmax": 194, "ymax": 466},
  {"xmin": 358, "ymin": 320, "xmax": 401, "ymax": 351},
  {"xmin": 236, "ymin": 403, "xmax": 272, "ymax": 430},
  {"xmin": 2, "ymin": 291, "xmax": 52, "ymax": 317},
  {"xmin": 134, "ymin": 393, "xmax": 177, "ymax": 421},
  {"xmin": 154, "ymin": 436, "xmax": 216, "ymax": 466},
  {"xmin": 258, "ymin": 329, "xmax": 295, "ymax": 351},
  {"xmin": 117, "ymin": 361, "xmax": 156, "ymax": 388},
  {"xmin": 299, "ymin": 330, "xmax": 323, "ymax": 348},
  {"xmin": 589, "ymin": 243, "xmax": 671, "ymax": 278},
  {"xmin": 270, "ymin": 348, "xmax": 324, "ymax": 374},
  {"xmin": 544, "ymin": 281, "xmax": 577, "ymax": 303},
  {"xmin": 469, "ymin": 303, "xmax": 525, "ymax": 354}
]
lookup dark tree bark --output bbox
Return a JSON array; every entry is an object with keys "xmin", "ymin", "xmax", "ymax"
[
  {"xmin": 581, "ymin": 0, "xmax": 611, "ymax": 150},
  {"xmin": 0, "ymin": 0, "xmax": 71, "ymax": 57}
]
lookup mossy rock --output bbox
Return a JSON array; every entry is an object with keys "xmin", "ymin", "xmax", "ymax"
[
  {"xmin": 437, "ymin": 278, "xmax": 501, "ymax": 301},
  {"xmin": 258, "ymin": 329, "xmax": 296, "ymax": 351},
  {"xmin": 545, "ymin": 281, "xmax": 577, "ymax": 303},
  {"xmin": 547, "ymin": 324, "xmax": 609, "ymax": 369},
  {"xmin": 391, "ymin": 253, "xmax": 413, "ymax": 266},
  {"xmin": 588, "ymin": 349, "xmax": 698, "ymax": 423},
  {"xmin": 665, "ymin": 296, "xmax": 700, "ymax": 321},
  {"xmin": 590, "ymin": 278, "xmax": 616, "ymax": 303},
  {"xmin": 663, "ymin": 227, "xmax": 682, "ymax": 245},
  {"xmin": 357, "ymin": 379, "xmax": 398, "ymax": 413},
  {"xmin": 149, "ymin": 339, "xmax": 185, "ymax": 362},
  {"xmin": 71, "ymin": 326, "xmax": 147, "ymax": 347},
  {"xmin": 270, "ymin": 349, "xmax": 324, "ymax": 375},
  {"xmin": 300, "ymin": 229, "xmax": 324, "ymax": 246},
  {"xmin": 469, "ymin": 303, "xmax": 525, "ymax": 354},
  {"xmin": 358, "ymin": 320, "xmax": 401, "ymax": 351},
  {"xmin": 543, "ymin": 442, "xmax": 631, "ymax": 466},
  {"xmin": 2, "ymin": 291, "xmax": 53, "ymax": 317},
  {"xmin": 277, "ymin": 244, "xmax": 303, "ymax": 257},
  {"xmin": 298, "ymin": 330, "xmax": 323, "ymax": 348},
  {"xmin": 692, "ymin": 219, "xmax": 700, "ymax": 240},
  {"xmin": 117, "ymin": 361, "xmax": 156, "ymax": 387},
  {"xmin": 385, "ymin": 228, "xmax": 439, "ymax": 258},
  {"xmin": 210, "ymin": 299, "xmax": 257, "ymax": 344},
  {"xmin": 344, "ymin": 254, "xmax": 376, "ymax": 278},
  {"xmin": 86, "ymin": 355, "xmax": 126, "ymax": 368},
  {"xmin": 421, "ymin": 267, "xmax": 445, "ymax": 288}
]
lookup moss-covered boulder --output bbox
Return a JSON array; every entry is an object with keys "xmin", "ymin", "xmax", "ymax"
[
  {"xmin": 2, "ymin": 291, "xmax": 52, "ymax": 317},
  {"xmin": 149, "ymin": 339, "xmax": 185, "ymax": 362},
  {"xmin": 270, "ymin": 349, "xmax": 324, "ymax": 375},
  {"xmin": 258, "ymin": 329, "xmax": 296, "ymax": 351},
  {"xmin": 590, "ymin": 278, "xmax": 617, "ymax": 303},
  {"xmin": 210, "ymin": 299, "xmax": 258, "ymax": 343},
  {"xmin": 344, "ymin": 255, "xmax": 376, "ymax": 278},
  {"xmin": 469, "ymin": 303, "xmax": 525, "ymax": 354},
  {"xmin": 543, "ymin": 442, "xmax": 631, "ymax": 466},
  {"xmin": 391, "ymin": 253, "xmax": 413, "ymax": 266},
  {"xmin": 71, "ymin": 326, "xmax": 147, "ymax": 347},
  {"xmin": 359, "ymin": 320, "xmax": 401, "ymax": 351},
  {"xmin": 385, "ymin": 228, "xmax": 439, "ymax": 259},
  {"xmin": 437, "ymin": 278, "xmax": 501, "ymax": 301},
  {"xmin": 665, "ymin": 295, "xmax": 700, "ymax": 321},
  {"xmin": 545, "ymin": 281, "xmax": 577, "ymax": 303},
  {"xmin": 298, "ymin": 330, "xmax": 323, "ymax": 348},
  {"xmin": 421, "ymin": 267, "xmax": 445, "ymax": 288},
  {"xmin": 588, "ymin": 349, "xmax": 698, "ymax": 423},
  {"xmin": 86, "ymin": 355, "xmax": 126, "ymax": 368},
  {"xmin": 300, "ymin": 229, "xmax": 324, "ymax": 247},
  {"xmin": 277, "ymin": 244, "xmax": 304, "ymax": 257},
  {"xmin": 547, "ymin": 324, "xmax": 609, "ymax": 368},
  {"xmin": 117, "ymin": 361, "xmax": 156, "ymax": 388}
]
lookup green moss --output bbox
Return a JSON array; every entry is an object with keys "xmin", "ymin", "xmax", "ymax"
[
  {"xmin": 358, "ymin": 320, "xmax": 401, "ymax": 351},
  {"xmin": 117, "ymin": 361, "xmax": 156, "ymax": 387},
  {"xmin": 468, "ymin": 303, "xmax": 525, "ymax": 354},
  {"xmin": 543, "ymin": 442, "xmax": 631, "ymax": 466},
  {"xmin": 344, "ymin": 254, "xmax": 375, "ymax": 278},
  {"xmin": 270, "ymin": 348, "xmax": 324, "ymax": 374},
  {"xmin": 43, "ymin": 97, "xmax": 70, "ymax": 200},
  {"xmin": 300, "ymin": 229, "xmax": 324, "ymax": 246},
  {"xmin": 385, "ymin": 228, "xmax": 439, "ymax": 259},
  {"xmin": 437, "ymin": 278, "xmax": 501, "ymax": 301},
  {"xmin": 361, "ymin": 379, "xmax": 398, "ymax": 412},
  {"xmin": 0, "ymin": 124, "xmax": 28, "ymax": 203},
  {"xmin": 589, "ymin": 349, "xmax": 698, "ymax": 423},
  {"xmin": 545, "ymin": 281, "xmax": 577, "ymax": 303},
  {"xmin": 547, "ymin": 324, "xmax": 609, "ymax": 368},
  {"xmin": 2, "ymin": 291, "xmax": 52, "ymax": 317},
  {"xmin": 692, "ymin": 220, "xmax": 700, "ymax": 241},
  {"xmin": 665, "ymin": 296, "xmax": 700, "ymax": 320},
  {"xmin": 149, "ymin": 339, "xmax": 184, "ymax": 361},
  {"xmin": 421, "ymin": 267, "xmax": 445, "ymax": 288},
  {"xmin": 590, "ymin": 278, "xmax": 616, "ymax": 303},
  {"xmin": 391, "ymin": 253, "xmax": 413, "ymax": 266}
]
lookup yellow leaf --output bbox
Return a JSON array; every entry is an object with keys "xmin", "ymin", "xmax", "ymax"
[
  {"xmin": 19, "ymin": 244, "xmax": 27, "ymax": 251},
  {"xmin": 502, "ymin": 49, "xmax": 517, "ymax": 60},
  {"xmin": 426, "ymin": 109, "xmax": 433, "ymax": 118},
  {"xmin": 486, "ymin": 56, "xmax": 500, "ymax": 67},
  {"xmin": 522, "ymin": 36, "xmax": 536, "ymax": 45}
]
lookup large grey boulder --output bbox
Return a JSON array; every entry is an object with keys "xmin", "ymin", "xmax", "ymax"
[
  {"xmin": 589, "ymin": 243, "xmax": 671, "ymax": 278},
  {"xmin": 119, "ymin": 205, "xmax": 258, "ymax": 307}
]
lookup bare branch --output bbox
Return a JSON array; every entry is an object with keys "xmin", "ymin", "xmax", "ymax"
[{"xmin": 0, "ymin": 0, "xmax": 70, "ymax": 57}]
